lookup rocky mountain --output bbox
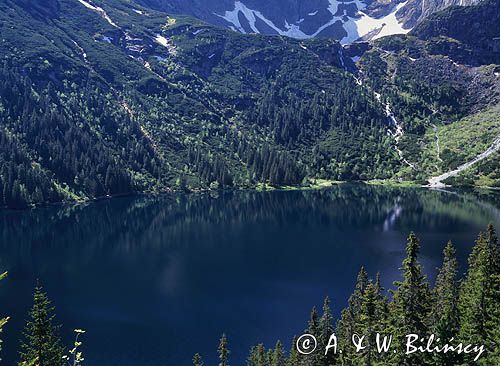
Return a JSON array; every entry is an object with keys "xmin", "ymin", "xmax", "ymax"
[
  {"xmin": 412, "ymin": 0, "xmax": 500, "ymax": 65},
  {"xmin": 138, "ymin": 0, "xmax": 481, "ymax": 43},
  {"xmin": 0, "ymin": 0, "xmax": 497, "ymax": 208}
]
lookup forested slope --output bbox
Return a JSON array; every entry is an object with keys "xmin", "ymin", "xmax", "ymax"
[{"xmin": 0, "ymin": 0, "xmax": 498, "ymax": 208}]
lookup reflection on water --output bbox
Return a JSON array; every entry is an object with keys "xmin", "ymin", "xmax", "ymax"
[{"xmin": 0, "ymin": 185, "xmax": 499, "ymax": 366}]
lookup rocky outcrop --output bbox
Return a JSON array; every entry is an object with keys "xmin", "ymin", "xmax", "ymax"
[
  {"xmin": 411, "ymin": 0, "xmax": 500, "ymax": 65},
  {"xmin": 396, "ymin": 0, "xmax": 480, "ymax": 28}
]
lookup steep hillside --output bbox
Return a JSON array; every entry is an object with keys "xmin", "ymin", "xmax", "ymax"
[
  {"xmin": 0, "ymin": 0, "xmax": 497, "ymax": 208},
  {"xmin": 351, "ymin": 13, "xmax": 499, "ymax": 184},
  {"xmin": 0, "ymin": 0, "xmax": 398, "ymax": 207}
]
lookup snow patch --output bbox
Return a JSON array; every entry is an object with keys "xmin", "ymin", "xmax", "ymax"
[
  {"xmin": 77, "ymin": 0, "xmax": 118, "ymax": 28},
  {"xmin": 132, "ymin": 9, "xmax": 144, "ymax": 15},
  {"xmin": 342, "ymin": 1, "xmax": 410, "ymax": 43},
  {"xmin": 215, "ymin": 1, "xmax": 309, "ymax": 38},
  {"xmin": 217, "ymin": 1, "xmax": 410, "ymax": 44},
  {"xmin": 155, "ymin": 34, "xmax": 177, "ymax": 55}
]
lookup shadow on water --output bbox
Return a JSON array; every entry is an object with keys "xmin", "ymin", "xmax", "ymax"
[{"xmin": 0, "ymin": 184, "xmax": 499, "ymax": 365}]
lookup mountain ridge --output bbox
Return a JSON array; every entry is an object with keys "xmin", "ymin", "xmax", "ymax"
[
  {"xmin": 136, "ymin": 0, "xmax": 483, "ymax": 43},
  {"xmin": 0, "ymin": 0, "xmax": 498, "ymax": 208}
]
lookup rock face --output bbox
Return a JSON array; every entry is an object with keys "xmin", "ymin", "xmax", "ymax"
[
  {"xmin": 397, "ymin": 0, "xmax": 481, "ymax": 28},
  {"xmin": 138, "ymin": 0, "xmax": 481, "ymax": 43},
  {"xmin": 412, "ymin": 0, "xmax": 500, "ymax": 65}
]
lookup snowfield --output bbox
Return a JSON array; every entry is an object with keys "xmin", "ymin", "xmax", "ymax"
[{"xmin": 216, "ymin": 0, "xmax": 411, "ymax": 44}]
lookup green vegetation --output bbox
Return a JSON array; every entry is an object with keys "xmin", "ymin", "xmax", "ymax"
[
  {"xmin": 197, "ymin": 225, "xmax": 500, "ymax": 366},
  {"xmin": 416, "ymin": 106, "xmax": 500, "ymax": 186},
  {"xmin": 19, "ymin": 285, "xmax": 66, "ymax": 366},
  {"xmin": 0, "ymin": 280, "xmax": 86, "ymax": 366},
  {"xmin": 359, "ymin": 33, "xmax": 499, "ymax": 185},
  {"xmin": 0, "ymin": 0, "xmax": 498, "ymax": 209}
]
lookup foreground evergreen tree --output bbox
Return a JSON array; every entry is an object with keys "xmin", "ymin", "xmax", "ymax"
[
  {"xmin": 484, "ymin": 224, "xmax": 499, "ymax": 366},
  {"xmin": 484, "ymin": 272, "xmax": 500, "ymax": 365},
  {"xmin": 318, "ymin": 297, "xmax": 335, "ymax": 366},
  {"xmin": 247, "ymin": 344, "xmax": 267, "ymax": 366},
  {"xmin": 429, "ymin": 241, "xmax": 460, "ymax": 365},
  {"xmin": 193, "ymin": 353, "xmax": 204, "ymax": 366},
  {"xmin": 336, "ymin": 267, "xmax": 368, "ymax": 365},
  {"xmin": 459, "ymin": 226, "xmax": 500, "ymax": 365},
  {"xmin": 286, "ymin": 336, "xmax": 299, "ymax": 366},
  {"xmin": 355, "ymin": 278, "xmax": 389, "ymax": 366},
  {"xmin": 19, "ymin": 285, "xmax": 65, "ymax": 366},
  {"xmin": 271, "ymin": 341, "xmax": 286, "ymax": 366},
  {"xmin": 218, "ymin": 334, "xmax": 230, "ymax": 366},
  {"xmin": 388, "ymin": 232, "xmax": 431, "ymax": 365}
]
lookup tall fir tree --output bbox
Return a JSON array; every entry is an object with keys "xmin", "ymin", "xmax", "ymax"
[
  {"xmin": 303, "ymin": 306, "xmax": 320, "ymax": 366},
  {"xmin": 429, "ymin": 241, "xmax": 460, "ymax": 365},
  {"xmin": 193, "ymin": 353, "xmax": 204, "ymax": 366},
  {"xmin": 459, "ymin": 226, "xmax": 500, "ymax": 365},
  {"xmin": 357, "ymin": 281, "xmax": 378, "ymax": 366},
  {"xmin": 218, "ymin": 334, "xmax": 230, "ymax": 366},
  {"xmin": 19, "ymin": 285, "xmax": 65, "ymax": 366},
  {"xmin": 271, "ymin": 340, "xmax": 286, "ymax": 366},
  {"xmin": 247, "ymin": 344, "xmax": 267, "ymax": 366},
  {"xmin": 286, "ymin": 336, "xmax": 299, "ymax": 366},
  {"xmin": 318, "ymin": 297, "xmax": 335, "ymax": 366},
  {"xmin": 388, "ymin": 232, "xmax": 431, "ymax": 366},
  {"xmin": 484, "ymin": 273, "xmax": 499, "ymax": 365},
  {"xmin": 336, "ymin": 267, "xmax": 368, "ymax": 365}
]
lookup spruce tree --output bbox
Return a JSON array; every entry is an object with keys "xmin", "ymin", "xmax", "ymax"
[
  {"xmin": 303, "ymin": 307, "xmax": 320, "ymax": 366},
  {"xmin": 459, "ymin": 226, "xmax": 500, "ymax": 365},
  {"xmin": 388, "ymin": 232, "xmax": 430, "ymax": 365},
  {"xmin": 286, "ymin": 336, "xmax": 299, "ymax": 366},
  {"xmin": 459, "ymin": 233, "xmax": 490, "ymax": 343},
  {"xmin": 19, "ymin": 284, "xmax": 65, "ymax": 366},
  {"xmin": 247, "ymin": 344, "xmax": 267, "ymax": 366},
  {"xmin": 486, "ymin": 223, "xmax": 499, "ymax": 272},
  {"xmin": 336, "ymin": 267, "xmax": 368, "ymax": 365},
  {"xmin": 193, "ymin": 353, "xmax": 204, "ymax": 366},
  {"xmin": 218, "ymin": 333, "xmax": 230, "ymax": 366},
  {"xmin": 318, "ymin": 297, "xmax": 335, "ymax": 366},
  {"xmin": 271, "ymin": 341, "xmax": 286, "ymax": 366},
  {"xmin": 484, "ymin": 273, "xmax": 500, "ymax": 365},
  {"xmin": 357, "ymin": 281, "xmax": 378, "ymax": 366},
  {"xmin": 429, "ymin": 241, "xmax": 460, "ymax": 365}
]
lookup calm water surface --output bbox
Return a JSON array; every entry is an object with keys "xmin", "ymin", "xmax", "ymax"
[{"xmin": 0, "ymin": 185, "xmax": 499, "ymax": 365}]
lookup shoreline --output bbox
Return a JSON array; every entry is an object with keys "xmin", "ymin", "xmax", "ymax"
[{"xmin": 1, "ymin": 180, "xmax": 499, "ymax": 212}]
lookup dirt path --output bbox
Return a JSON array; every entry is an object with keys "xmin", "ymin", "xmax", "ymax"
[{"xmin": 427, "ymin": 136, "xmax": 500, "ymax": 187}]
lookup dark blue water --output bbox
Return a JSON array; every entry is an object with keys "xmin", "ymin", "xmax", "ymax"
[{"xmin": 0, "ymin": 185, "xmax": 499, "ymax": 365}]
